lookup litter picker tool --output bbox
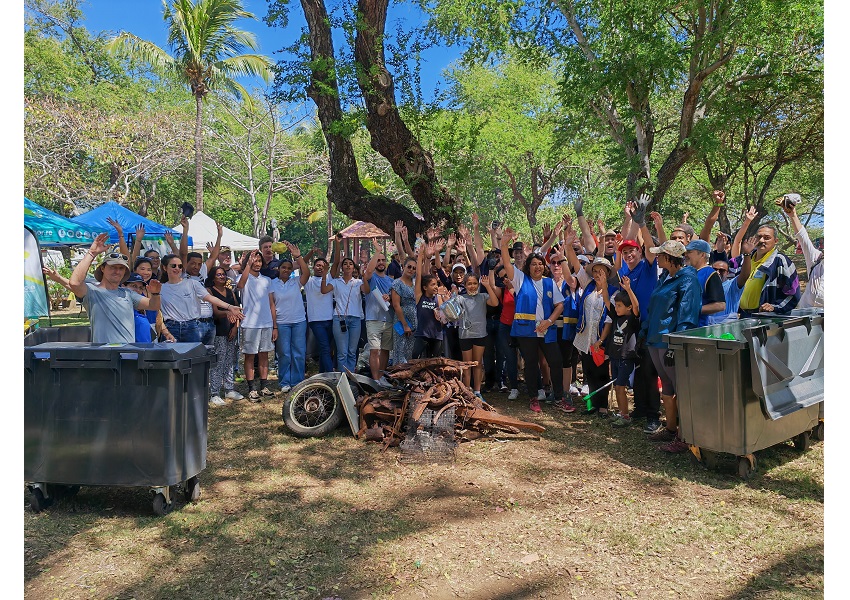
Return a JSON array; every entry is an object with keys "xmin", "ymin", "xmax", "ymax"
[{"xmin": 583, "ymin": 379, "xmax": 615, "ymax": 411}]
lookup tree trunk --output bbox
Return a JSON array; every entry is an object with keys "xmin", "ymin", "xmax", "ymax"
[
  {"xmin": 300, "ymin": 0, "xmax": 423, "ymax": 241},
  {"xmin": 194, "ymin": 93, "xmax": 204, "ymax": 212}
]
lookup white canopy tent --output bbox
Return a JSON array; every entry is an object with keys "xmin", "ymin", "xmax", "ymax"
[{"xmin": 171, "ymin": 211, "xmax": 260, "ymax": 252}]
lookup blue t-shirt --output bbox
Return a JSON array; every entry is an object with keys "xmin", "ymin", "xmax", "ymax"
[
  {"xmin": 707, "ymin": 278, "xmax": 746, "ymax": 324},
  {"xmin": 365, "ymin": 273, "xmax": 394, "ymax": 322},
  {"xmin": 618, "ymin": 257, "xmax": 658, "ymax": 322},
  {"xmin": 133, "ymin": 311, "xmax": 153, "ymax": 342}
]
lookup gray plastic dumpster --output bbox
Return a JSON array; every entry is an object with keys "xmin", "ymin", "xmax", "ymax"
[
  {"xmin": 24, "ymin": 338, "xmax": 216, "ymax": 515},
  {"xmin": 664, "ymin": 314, "xmax": 823, "ymax": 478}
]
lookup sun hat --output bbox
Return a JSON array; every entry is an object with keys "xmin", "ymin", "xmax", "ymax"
[
  {"xmin": 649, "ymin": 240, "xmax": 687, "ymax": 258},
  {"xmin": 588, "ymin": 256, "xmax": 613, "ymax": 274},
  {"xmin": 94, "ymin": 252, "xmax": 130, "ymax": 282}
]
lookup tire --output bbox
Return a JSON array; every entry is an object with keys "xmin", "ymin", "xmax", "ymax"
[
  {"xmin": 737, "ymin": 455, "xmax": 757, "ymax": 480},
  {"xmin": 153, "ymin": 493, "xmax": 173, "ymax": 516},
  {"xmin": 282, "ymin": 380, "xmax": 343, "ymax": 437},
  {"xmin": 29, "ymin": 488, "xmax": 52, "ymax": 513},
  {"xmin": 793, "ymin": 432, "xmax": 811, "ymax": 452},
  {"xmin": 184, "ymin": 476, "xmax": 201, "ymax": 502},
  {"xmin": 701, "ymin": 449, "xmax": 718, "ymax": 470},
  {"xmin": 813, "ymin": 421, "xmax": 824, "ymax": 442}
]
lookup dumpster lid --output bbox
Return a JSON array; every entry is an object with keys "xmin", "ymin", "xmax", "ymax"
[
  {"xmin": 24, "ymin": 341, "xmax": 213, "ymax": 361},
  {"xmin": 663, "ymin": 318, "xmax": 781, "ymax": 351},
  {"xmin": 743, "ymin": 315, "xmax": 824, "ymax": 420}
]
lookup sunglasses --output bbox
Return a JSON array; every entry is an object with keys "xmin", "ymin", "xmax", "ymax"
[
  {"xmin": 104, "ymin": 252, "xmax": 128, "ymax": 261},
  {"xmin": 714, "ymin": 268, "xmax": 728, "ymax": 274},
  {"xmin": 169, "ymin": 263, "xmax": 183, "ymax": 269},
  {"xmin": 405, "ymin": 265, "xmax": 416, "ymax": 270}
]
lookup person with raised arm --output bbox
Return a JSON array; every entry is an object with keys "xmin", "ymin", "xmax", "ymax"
[
  {"xmin": 412, "ymin": 240, "xmax": 445, "ymax": 359},
  {"xmin": 304, "ymin": 248, "xmax": 336, "ymax": 373},
  {"xmin": 271, "ymin": 241, "xmax": 311, "ymax": 393},
  {"xmin": 362, "ymin": 240, "xmax": 395, "ymax": 378},
  {"xmin": 390, "ymin": 256, "xmax": 418, "ymax": 365},
  {"xmin": 206, "ymin": 265, "xmax": 242, "ymax": 405},
  {"xmin": 237, "ymin": 249, "xmax": 277, "ymax": 401},
  {"xmin": 778, "ymin": 193, "xmax": 822, "ymax": 308},
  {"xmin": 328, "ymin": 232, "xmax": 369, "ymax": 373}
]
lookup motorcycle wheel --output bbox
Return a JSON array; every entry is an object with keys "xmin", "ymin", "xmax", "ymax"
[{"xmin": 282, "ymin": 379, "xmax": 344, "ymax": 437}]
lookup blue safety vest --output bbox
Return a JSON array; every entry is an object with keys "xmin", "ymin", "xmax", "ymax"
[
  {"xmin": 696, "ymin": 265, "xmax": 719, "ymax": 327},
  {"xmin": 511, "ymin": 275, "xmax": 557, "ymax": 343},
  {"xmin": 559, "ymin": 281, "xmax": 580, "ymax": 342}
]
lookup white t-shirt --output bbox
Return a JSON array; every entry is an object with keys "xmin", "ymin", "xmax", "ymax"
[
  {"xmin": 305, "ymin": 276, "xmax": 334, "ymax": 322},
  {"xmin": 240, "ymin": 272, "xmax": 274, "ymax": 329},
  {"xmin": 511, "ymin": 270, "xmax": 565, "ymax": 337},
  {"xmin": 330, "ymin": 276, "xmax": 365, "ymax": 318},
  {"xmin": 184, "ymin": 272, "xmax": 213, "ymax": 318},
  {"xmin": 160, "ymin": 278, "xmax": 208, "ymax": 322},
  {"xmin": 271, "ymin": 277, "xmax": 306, "ymax": 324},
  {"xmin": 573, "ymin": 268, "xmax": 613, "ymax": 354}
]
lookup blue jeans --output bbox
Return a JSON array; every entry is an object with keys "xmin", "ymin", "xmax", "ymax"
[
  {"xmin": 333, "ymin": 315, "xmax": 362, "ymax": 373},
  {"xmin": 199, "ymin": 319, "xmax": 216, "ymax": 345},
  {"xmin": 165, "ymin": 319, "xmax": 200, "ymax": 344},
  {"xmin": 275, "ymin": 321, "xmax": 308, "ymax": 388},
  {"xmin": 309, "ymin": 320, "xmax": 334, "ymax": 373},
  {"xmin": 497, "ymin": 322, "xmax": 519, "ymax": 389}
]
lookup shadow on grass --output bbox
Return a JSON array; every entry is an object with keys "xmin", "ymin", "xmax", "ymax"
[{"xmin": 720, "ymin": 541, "xmax": 823, "ymax": 600}]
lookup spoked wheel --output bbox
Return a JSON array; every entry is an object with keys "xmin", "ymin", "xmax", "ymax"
[
  {"xmin": 184, "ymin": 476, "xmax": 200, "ymax": 502},
  {"xmin": 152, "ymin": 493, "xmax": 173, "ymax": 516},
  {"xmin": 282, "ymin": 380, "xmax": 343, "ymax": 437}
]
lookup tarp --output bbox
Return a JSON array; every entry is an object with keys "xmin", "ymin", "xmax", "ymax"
[
  {"xmin": 71, "ymin": 201, "xmax": 190, "ymax": 246},
  {"xmin": 24, "ymin": 197, "xmax": 106, "ymax": 246},
  {"xmin": 171, "ymin": 210, "xmax": 260, "ymax": 252},
  {"xmin": 24, "ymin": 226, "xmax": 50, "ymax": 320}
]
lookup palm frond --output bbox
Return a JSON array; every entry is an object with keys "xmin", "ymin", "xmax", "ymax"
[
  {"xmin": 217, "ymin": 54, "xmax": 273, "ymax": 82},
  {"xmin": 106, "ymin": 32, "xmax": 175, "ymax": 75}
]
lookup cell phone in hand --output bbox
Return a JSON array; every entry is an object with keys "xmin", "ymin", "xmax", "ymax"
[{"xmin": 491, "ymin": 221, "xmax": 500, "ymax": 229}]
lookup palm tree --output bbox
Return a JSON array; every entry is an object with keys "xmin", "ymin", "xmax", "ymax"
[{"xmin": 107, "ymin": 0, "xmax": 272, "ymax": 211}]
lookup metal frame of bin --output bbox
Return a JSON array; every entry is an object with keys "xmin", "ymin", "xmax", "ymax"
[
  {"xmin": 664, "ymin": 314, "xmax": 823, "ymax": 478},
  {"xmin": 24, "ymin": 335, "xmax": 215, "ymax": 515}
]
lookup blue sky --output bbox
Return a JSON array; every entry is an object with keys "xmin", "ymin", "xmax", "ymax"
[{"xmin": 77, "ymin": 0, "xmax": 462, "ymax": 108}]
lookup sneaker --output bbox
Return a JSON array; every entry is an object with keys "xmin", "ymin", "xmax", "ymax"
[
  {"xmin": 209, "ymin": 395, "xmax": 226, "ymax": 406},
  {"xmin": 280, "ymin": 385, "xmax": 292, "ymax": 393},
  {"xmin": 537, "ymin": 389, "xmax": 546, "ymax": 401},
  {"xmin": 474, "ymin": 390, "xmax": 486, "ymax": 401},
  {"xmin": 500, "ymin": 384, "xmax": 509, "ymax": 393},
  {"xmin": 261, "ymin": 387, "xmax": 275, "ymax": 397},
  {"xmin": 225, "ymin": 390, "xmax": 244, "ymax": 401},
  {"xmin": 529, "ymin": 398, "xmax": 542, "ymax": 413},
  {"xmin": 508, "ymin": 389, "xmax": 520, "ymax": 401},
  {"xmin": 580, "ymin": 384, "xmax": 589, "ymax": 396},
  {"xmin": 611, "ymin": 415, "xmax": 632, "ymax": 428},
  {"xmin": 648, "ymin": 427, "xmax": 677, "ymax": 442},
  {"xmin": 643, "ymin": 419, "xmax": 662, "ymax": 435},
  {"xmin": 248, "ymin": 390, "xmax": 261, "ymax": 402},
  {"xmin": 555, "ymin": 398, "xmax": 576, "ymax": 413},
  {"xmin": 659, "ymin": 437, "xmax": 690, "ymax": 453}
]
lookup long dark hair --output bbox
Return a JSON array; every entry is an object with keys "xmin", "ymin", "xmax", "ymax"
[
  {"xmin": 419, "ymin": 274, "xmax": 436, "ymax": 295},
  {"xmin": 205, "ymin": 265, "xmax": 227, "ymax": 289},
  {"xmin": 159, "ymin": 254, "xmax": 178, "ymax": 283}
]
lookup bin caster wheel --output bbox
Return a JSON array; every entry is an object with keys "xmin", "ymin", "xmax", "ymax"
[
  {"xmin": 184, "ymin": 476, "xmax": 200, "ymax": 502},
  {"xmin": 153, "ymin": 493, "xmax": 173, "ymax": 516},
  {"xmin": 29, "ymin": 488, "xmax": 52, "ymax": 513},
  {"xmin": 793, "ymin": 432, "xmax": 811, "ymax": 452},
  {"xmin": 701, "ymin": 449, "xmax": 718, "ymax": 470},
  {"xmin": 737, "ymin": 455, "xmax": 757, "ymax": 480},
  {"xmin": 812, "ymin": 422, "xmax": 824, "ymax": 442}
]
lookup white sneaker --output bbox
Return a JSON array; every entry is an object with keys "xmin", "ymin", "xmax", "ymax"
[
  {"xmin": 209, "ymin": 395, "xmax": 226, "ymax": 406},
  {"xmin": 537, "ymin": 389, "xmax": 546, "ymax": 400},
  {"xmin": 508, "ymin": 389, "xmax": 520, "ymax": 401},
  {"xmin": 581, "ymin": 384, "xmax": 589, "ymax": 396},
  {"xmin": 225, "ymin": 390, "xmax": 244, "ymax": 401},
  {"xmin": 569, "ymin": 384, "xmax": 580, "ymax": 396},
  {"xmin": 280, "ymin": 385, "xmax": 291, "ymax": 393}
]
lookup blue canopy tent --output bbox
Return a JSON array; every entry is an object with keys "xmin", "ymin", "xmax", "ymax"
[
  {"xmin": 24, "ymin": 197, "xmax": 106, "ymax": 246},
  {"xmin": 71, "ymin": 201, "xmax": 191, "ymax": 247}
]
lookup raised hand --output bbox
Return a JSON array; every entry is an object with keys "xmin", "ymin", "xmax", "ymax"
[
  {"xmin": 456, "ymin": 237, "xmax": 467, "ymax": 253},
  {"xmin": 134, "ymin": 224, "xmax": 146, "ymax": 241},
  {"xmin": 542, "ymin": 222, "xmax": 552, "ymax": 240},
  {"xmin": 742, "ymin": 235, "xmax": 757, "ymax": 255},
  {"xmin": 650, "ymin": 211, "xmax": 663, "ymax": 229},
  {"xmin": 471, "ymin": 213, "xmax": 479, "ymax": 227},
  {"xmin": 446, "ymin": 232, "xmax": 456, "ymax": 247},
  {"xmin": 550, "ymin": 248, "xmax": 566, "ymax": 264},
  {"xmin": 574, "ymin": 195, "xmax": 584, "ymax": 217},
  {"xmin": 502, "ymin": 227, "xmax": 516, "ymax": 243},
  {"xmin": 564, "ymin": 228, "xmax": 577, "ymax": 248},
  {"xmin": 435, "ymin": 237, "xmax": 446, "ymax": 252},
  {"xmin": 457, "ymin": 224, "xmax": 470, "ymax": 240},
  {"xmin": 147, "ymin": 278, "xmax": 162, "ymax": 294},
  {"xmin": 216, "ymin": 222, "xmax": 223, "ymax": 238},
  {"xmin": 621, "ymin": 275, "xmax": 631, "ymax": 291},
  {"xmin": 394, "ymin": 220, "xmax": 404, "ymax": 234},
  {"xmin": 180, "ymin": 215, "xmax": 189, "ymax": 230},
  {"xmin": 284, "ymin": 241, "xmax": 300, "ymax": 256},
  {"xmin": 744, "ymin": 206, "xmax": 758, "ymax": 222},
  {"xmin": 164, "ymin": 231, "xmax": 174, "ymax": 246},
  {"xmin": 712, "ymin": 190, "xmax": 726, "ymax": 206},
  {"xmin": 682, "ymin": 211, "xmax": 690, "ymax": 224},
  {"xmin": 90, "ymin": 232, "xmax": 110, "ymax": 256},
  {"xmin": 632, "ymin": 193, "xmax": 651, "ymax": 225},
  {"xmin": 206, "ymin": 242, "xmax": 215, "ymax": 253}
]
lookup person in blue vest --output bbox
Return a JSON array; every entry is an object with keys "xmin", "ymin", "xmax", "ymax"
[
  {"xmin": 684, "ymin": 239, "xmax": 726, "ymax": 326},
  {"xmin": 641, "ymin": 240, "xmax": 702, "ymax": 454},
  {"xmin": 549, "ymin": 244, "xmax": 581, "ymax": 413},
  {"xmin": 500, "ymin": 228, "xmax": 565, "ymax": 414}
]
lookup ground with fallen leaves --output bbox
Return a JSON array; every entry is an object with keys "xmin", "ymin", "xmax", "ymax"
[{"xmin": 25, "ymin": 374, "xmax": 823, "ymax": 600}]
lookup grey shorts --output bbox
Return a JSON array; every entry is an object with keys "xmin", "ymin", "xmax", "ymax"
[
  {"xmin": 241, "ymin": 327, "xmax": 274, "ymax": 355},
  {"xmin": 366, "ymin": 320, "xmax": 394, "ymax": 351}
]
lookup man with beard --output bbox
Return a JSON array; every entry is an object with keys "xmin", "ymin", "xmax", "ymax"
[{"xmin": 362, "ymin": 246, "xmax": 395, "ymax": 379}]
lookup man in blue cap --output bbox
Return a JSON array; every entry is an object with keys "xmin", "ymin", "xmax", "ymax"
[{"xmin": 684, "ymin": 239, "xmax": 726, "ymax": 326}]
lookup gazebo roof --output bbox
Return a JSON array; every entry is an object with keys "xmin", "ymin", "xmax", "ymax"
[{"xmin": 335, "ymin": 221, "xmax": 390, "ymax": 239}]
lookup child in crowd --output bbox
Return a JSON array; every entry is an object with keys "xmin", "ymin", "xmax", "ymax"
[{"xmin": 607, "ymin": 276, "xmax": 641, "ymax": 427}]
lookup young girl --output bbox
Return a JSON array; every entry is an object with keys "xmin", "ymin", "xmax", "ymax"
[
  {"xmin": 457, "ymin": 272, "xmax": 500, "ymax": 399},
  {"xmin": 607, "ymin": 276, "xmax": 641, "ymax": 427},
  {"xmin": 390, "ymin": 257, "xmax": 418, "ymax": 365},
  {"xmin": 413, "ymin": 241, "xmax": 445, "ymax": 358}
]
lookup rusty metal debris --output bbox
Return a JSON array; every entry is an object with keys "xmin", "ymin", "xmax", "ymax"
[{"xmin": 355, "ymin": 358, "xmax": 544, "ymax": 452}]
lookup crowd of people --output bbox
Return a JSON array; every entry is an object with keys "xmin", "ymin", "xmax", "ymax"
[{"xmin": 45, "ymin": 191, "xmax": 823, "ymax": 454}]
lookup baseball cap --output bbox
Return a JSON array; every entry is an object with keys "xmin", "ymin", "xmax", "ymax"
[
  {"xmin": 618, "ymin": 239, "xmax": 641, "ymax": 252},
  {"xmin": 219, "ymin": 245, "xmax": 232, "ymax": 254},
  {"xmin": 123, "ymin": 273, "xmax": 147, "ymax": 286},
  {"xmin": 452, "ymin": 263, "xmax": 467, "ymax": 273},
  {"xmin": 685, "ymin": 239, "xmax": 712, "ymax": 254},
  {"xmin": 577, "ymin": 254, "xmax": 591, "ymax": 265},
  {"xmin": 94, "ymin": 252, "xmax": 130, "ymax": 282},
  {"xmin": 649, "ymin": 240, "xmax": 687, "ymax": 258}
]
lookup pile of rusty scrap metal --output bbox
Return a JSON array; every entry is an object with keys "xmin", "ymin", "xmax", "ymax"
[{"xmin": 355, "ymin": 357, "xmax": 545, "ymax": 450}]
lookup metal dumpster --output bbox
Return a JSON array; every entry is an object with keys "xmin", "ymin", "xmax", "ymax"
[
  {"xmin": 664, "ymin": 314, "xmax": 823, "ymax": 478},
  {"xmin": 24, "ymin": 338, "xmax": 216, "ymax": 515}
]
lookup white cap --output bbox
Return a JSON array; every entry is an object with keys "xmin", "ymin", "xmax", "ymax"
[{"xmin": 451, "ymin": 263, "xmax": 467, "ymax": 272}]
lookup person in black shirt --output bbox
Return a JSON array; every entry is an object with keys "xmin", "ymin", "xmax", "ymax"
[{"xmin": 607, "ymin": 277, "xmax": 641, "ymax": 428}]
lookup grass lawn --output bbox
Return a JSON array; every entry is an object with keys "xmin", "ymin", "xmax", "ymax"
[{"xmin": 23, "ymin": 372, "xmax": 823, "ymax": 600}]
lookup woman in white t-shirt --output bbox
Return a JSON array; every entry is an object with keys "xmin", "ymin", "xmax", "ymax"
[
  {"xmin": 271, "ymin": 241, "xmax": 311, "ymax": 392},
  {"xmin": 329, "ymin": 238, "xmax": 370, "ymax": 373},
  {"xmin": 237, "ymin": 250, "xmax": 277, "ymax": 401},
  {"xmin": 159, "ymin": 254, "xmax": 243, "ymax": 344}
]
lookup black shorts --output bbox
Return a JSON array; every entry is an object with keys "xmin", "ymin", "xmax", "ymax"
[{"xmin": 459, "ymin": 336, "xmax": 487, "ymax": 352}]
